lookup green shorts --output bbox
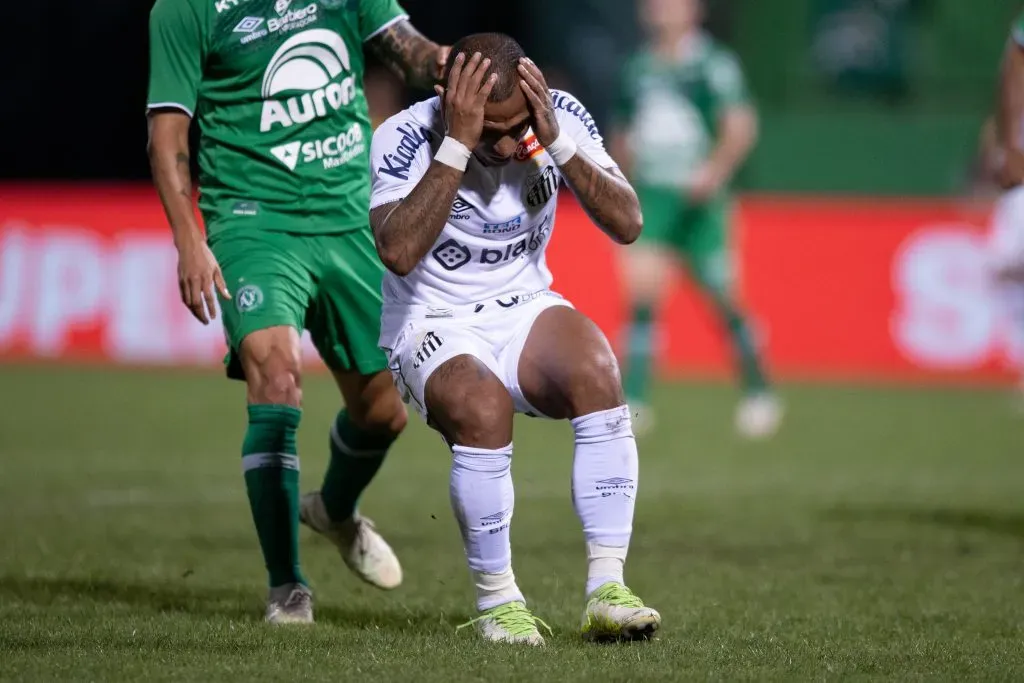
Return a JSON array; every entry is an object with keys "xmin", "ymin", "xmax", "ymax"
[
  {"xmin": 208, "ymin": 227, "xmax": 388, "ymax": 380},
  {"xmin": 636, "ymin": 184, "xmax": 736, "ymax": 294}
]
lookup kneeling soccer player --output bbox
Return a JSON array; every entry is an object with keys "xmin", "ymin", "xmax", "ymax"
[{"xmin": 369, "ymin": 33, "xmax": 662, "ymax": 645}]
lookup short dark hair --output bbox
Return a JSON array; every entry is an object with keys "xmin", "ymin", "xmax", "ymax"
[{"xmin": 443, "ymin": 33, "xmax": 526, "ymax": 103}]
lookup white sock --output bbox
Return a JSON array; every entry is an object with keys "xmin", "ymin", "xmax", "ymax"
[
  {"xmin": 571, "ymin": 406, "xmax": 638, "ymax": 596},
  {"xmin": 450, "ymin": 443, "xmax": 524, "ymax": 611}
]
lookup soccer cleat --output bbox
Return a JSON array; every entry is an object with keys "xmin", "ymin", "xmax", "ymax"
[
  {"xmin": 581, "ymin": 582, "xmax": 661, "ymax": 642},
  {"xmin": 299, "ymin": 491, "xmax": 402, "ymax": 590},
  {"xmin": 265, "ymin": 583, "xmax": 313, "ymax": 625},
  {"xmin": 457, "ymin": 601, "xmax": 550, "ymax": 646},
  {"xmin": 735, "ymin": 392, "xmax": 783, "ymax": 440}
]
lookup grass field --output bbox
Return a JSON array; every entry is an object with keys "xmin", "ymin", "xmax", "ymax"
[{"xmin": 0, "ymin": 364, "xmax": 1022, "ymax": 681}]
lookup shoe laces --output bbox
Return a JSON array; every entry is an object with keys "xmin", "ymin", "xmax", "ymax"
[
  {"xmin": 285, "ymin": 586, "xmax": 312, "ymax": 609},
  {"xmin": 588, "ymin": 582, "xmax": 644, "ymax": 609},
  {"xmin": 457, "ymin": 601, "xmax": 552, "ymax": 637}
]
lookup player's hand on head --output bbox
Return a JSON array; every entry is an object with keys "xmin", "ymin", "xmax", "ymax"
[
  {"xmin": 434, "ymin": 45, "xmax": 452, "ymax": 83},
  {"xmin": 176, "ymin": 237, "xmax": 230, "ymax": 325},
  {"xmin": 517, "ymin": 58, "xmax": 560, "ymax": 147},
  {"xmin": 433, "ymin": 51, "xmax": 497, "ymax": 149}
]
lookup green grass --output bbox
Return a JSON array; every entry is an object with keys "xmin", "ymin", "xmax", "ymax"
[{"xmin": 0, "ymin": 365, "xmax": 1022, "ymax": 681}]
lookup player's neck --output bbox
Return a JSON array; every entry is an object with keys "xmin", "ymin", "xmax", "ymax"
[{"xmin": 652, "ymin": 27, "xmax": 699, "ymax": 60}]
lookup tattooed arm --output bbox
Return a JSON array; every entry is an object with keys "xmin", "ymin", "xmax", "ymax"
[
  {"xmin": 366, "ymin": 19, "xmax": 445, "ymax": 91},
  {"xmin": 147, "ymin": 110, "xmax": 228, "ymax": 324},
  {"xmin": 556, "ymin": 157, "xmax": 642, "ymax": 245},
  {"xmin": 371, "ymin": 162, "xmax": 464, "ymax": 276},
  {"xmin": 147, "ymin": 111, "xmax": 201, "ymax": 249},
  {"xmin": 517, "ymin": 60, "xmax": 641, "ymax": 245}
]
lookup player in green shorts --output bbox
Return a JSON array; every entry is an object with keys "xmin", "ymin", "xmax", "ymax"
[
  {"xmin": 610, "ymin": 0, "xmax": 782, "ymax": 439},
  {"xmin": 147, "ymin": 0, "xmax": 447, "ymax": 623}
]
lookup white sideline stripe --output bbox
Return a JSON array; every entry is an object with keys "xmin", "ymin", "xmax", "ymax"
[
  {"xmin": 146, "ymin": 102, "xmax": 194, "ymax": 118},
  {"xmin": 330, "ymin": 422, "xmax": 387, "ymax": 458},
  {"xmin": 363, "ymin": 14, "xmax": 408, "ymax": 42},
  {"xmin": 242, "ymin": 452, "xmax": 299, "ymax": 472}
]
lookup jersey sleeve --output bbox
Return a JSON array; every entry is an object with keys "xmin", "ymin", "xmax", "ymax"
[
  {"xmin": 360, "ymin": 0, "xmax": 409, "ymax": 42},
  {"xmin": 147, "ymin": 0, "xmax": 205, "ymax": 117},
  {"xmin": 707, "ymin": 48, "xmax": 750, "ymax": 110},
  {"xmin": 369, "ymin": 114, "xmax": 435, "ymax": 209},
  {"xmin": 1013, "ymin": 11, "xmax": 1024, "ymax": 48},
  {"xmin": 550, "ymin": 90, "xmax": 617, "ymax": 169}
]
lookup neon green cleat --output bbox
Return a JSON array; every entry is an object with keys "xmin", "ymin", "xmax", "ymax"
[
  {"xmin": 581, "ymin": 582, "xmax": 661, "ymax": 642},
  {"xmin": 457, "ymin": 601, "xmax": 551, "ymax": 646}
]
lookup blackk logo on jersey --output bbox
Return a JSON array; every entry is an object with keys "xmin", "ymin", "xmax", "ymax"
[
  {"xmin": 450, "ymin": 196, "xmax": 474, "ymax": 220},
  {"xmin": 431, "ymin": 239, "xmax": 473, "ymax": 271},
  {"xmin": 377, "ymin": 123, "xmax": 432, "ymax": 181},
  {"xmin": 412, "ymin": 331, "xmax": 443, "ymax": 369},
  {"xmin": 430, "ymin": 221, "xmax": 551, "ymax": 271},
  {"xmin": 551, "ymin": 91, "xmax": 600, "ymax": 140},
  {"xmin": 526, "ymin": 166, "xmax": 558, "ymax": 208}
]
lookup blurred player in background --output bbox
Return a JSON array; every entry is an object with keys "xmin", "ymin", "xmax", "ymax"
[
  {"xmin": 370, "ymin": 34, "xmax": 660, "ymax": 645},
  {"xmin": 147, "ymin": 0, "xmax": 446, "ymax": 624},
  {"xmin": 991, "ymin": 7, "xmax": 1024, "ymax": 401},
  {"xmin": 610, "ymin": 0, "xmax": 781, "ymax": 438},
  {"xmin": 365, "ymin": 64, "xmax": 406, "ymax": 129}
]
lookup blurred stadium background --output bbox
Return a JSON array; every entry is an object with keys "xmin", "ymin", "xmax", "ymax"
[{"xmin": 2, "ymin": 0, "xmax": 1023, "ymax": 679}]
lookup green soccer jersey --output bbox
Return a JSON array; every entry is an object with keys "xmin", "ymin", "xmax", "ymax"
[
  {"xmin": 147, "ymin": 0, "xmax": 406, "ymax": 234},
  {"xmin": 615, "ymin": 33, "xmax": 750, "ymax": 190}
]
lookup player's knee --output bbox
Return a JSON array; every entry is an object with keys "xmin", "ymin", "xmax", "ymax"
[
  {"xmin": 244, "ymin": 346, "xmax": 303, "ymax": 407},
  {"xmin": 350, "ymin": 385, "xmax": 408, "ymax": 438},
  {"xmin": 442, "ymin": 389, "xmax": 513, "ymax": 448},
  {"xmin": 565, "ymin": 351, "xmax": 625, "ymax": 418}
]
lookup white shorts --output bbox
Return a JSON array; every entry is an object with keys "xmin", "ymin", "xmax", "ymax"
[
  {"xmin": 379, "ymin": 291, "xmax": 573, "ymax": 421},
  {"xmin": 990, "ymin": 186, "xmax": 1024, "ymax": 275}
]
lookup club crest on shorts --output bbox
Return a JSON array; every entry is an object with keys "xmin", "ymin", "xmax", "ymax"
[{"xmin": 235, "ymin": 284, "xmax": 264, "ymax": 313}]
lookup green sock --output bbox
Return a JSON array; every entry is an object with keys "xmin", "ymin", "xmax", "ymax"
[
  {"xmin": 320, "ymin": 409, "xmax": 397, "ymax": 523},
  {"xmin": 623, "ymin": 305, "xmax": 655, "ymax": 405},
  {"xmin": 720, "ymin": 304, "xmax": 769, "ymax": 394},
  {"xmin": 242, "ymin": 404, "xmax": 307, "ymax": 588}
]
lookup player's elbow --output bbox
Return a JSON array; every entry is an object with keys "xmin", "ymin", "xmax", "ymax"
[
  {"xmin": 376, "ymin": 239, "xmax": 414, "ymax": 277},
  {"xmin": 614, "ymin": 206, "xmax": 643, "ymax": 245}
]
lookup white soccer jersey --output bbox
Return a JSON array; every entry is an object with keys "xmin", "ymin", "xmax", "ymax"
[{"xmin": 369, "ymin": 90, "xmax": 616, "ymax": 308}]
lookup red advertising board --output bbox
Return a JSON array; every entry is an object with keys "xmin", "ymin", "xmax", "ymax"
[{"xmin": 0, "ymin": 184, "xmax": 1019, "ymax": 383}]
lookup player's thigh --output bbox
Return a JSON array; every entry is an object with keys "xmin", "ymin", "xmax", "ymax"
[
  {"xmin": 680, "ymin": 201, "xmax": 736, "ymax": 303},
  {"xmin": 307, "ymin": 229, "xmax": 391, "ymax": 377},
  {"xmin": 331, "ymin": 367, "xmax": 407, "ymax": 436},
  {"xmin": 517, "ymin": 305, "xmax": 624, "ymax": 420},
  {"xmin": 625, "ymin": 185, "xmax": 686, "ymax": 303},
  {"xmin": 209, "ymin": 229, "xmax": 314, "ymax": 388},
  {"xmin": 383, "ymin": 321, "xmax": 512, "ymax": 448}
]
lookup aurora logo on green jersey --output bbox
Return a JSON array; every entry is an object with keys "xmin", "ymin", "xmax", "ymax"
[{"xmin": 259, "ymin": 29, "xmax": 356, "ymax": 132}]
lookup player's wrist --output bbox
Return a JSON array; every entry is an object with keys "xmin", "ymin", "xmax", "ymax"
[
  {"xmin": 435, "ymin": 136, "xmax": 472, "ymax": 172},
  {"xmin": 545, "ymin": 130, "xmax": 577, "ymax": 166}
]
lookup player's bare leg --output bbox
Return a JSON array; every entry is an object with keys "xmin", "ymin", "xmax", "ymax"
[
  {"xmin": 240, "ymin": 325, "xmax": 313, "ymax": 625},
  {"xmin": 426, "ymin": 355, "xmax": 547, "ymax": 646},
  {"xmin": 619, "ymin": 245, "xmax": 675, "ymax": 435},
  {"xmin": 300, "ymin": 370, "xmax": 406, "ymax": 590},
  {"xmin": 518, "ymin": 306, "xmax": 661, "ymax": 641}
]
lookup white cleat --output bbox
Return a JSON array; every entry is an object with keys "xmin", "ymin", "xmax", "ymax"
[
  {"xmin": 581, "ymin": 582, "xmax": 661, "ymax": 642},
  {"xmin": 265, "ymin": 583, "xmax": 313, "ymax": 625},
  {"xmin": 299, "ymin": 491, "xmax": 403, "ymax": 590},
  {"xmin": 458, "ymin": 601, "xmax": 549, "ymax": 646},
  {"xmin": 735, "ymin": 393, "xmax": 784, "ymax": 440}
]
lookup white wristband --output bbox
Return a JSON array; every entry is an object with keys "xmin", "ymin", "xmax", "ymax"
[
  {"xmin": 545, "ymin": 131, "xmax": 578, "ymax": 166},
  {"xmin": 435, "ymin": 136, "xmax": 471, "ymax": 171}
]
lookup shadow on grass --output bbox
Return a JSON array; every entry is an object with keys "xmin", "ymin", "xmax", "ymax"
[
  {"xmin": 826, "ymin": 506, "xmax": 1024, "ymax": 540},
  {"xmin": 0, "ymin": 575, "xmax": 470, "ymax": 632}
]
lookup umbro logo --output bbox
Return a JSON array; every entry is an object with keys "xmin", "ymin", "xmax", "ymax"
[
  {"xmin": 450, "ymin": 196, "xmax": 474, "ymax": 220},
  {"xmin": 481, "ymin": 509, "xmax": 508, "ymax": 526},
  {"xmin": 233, "ymin": 16, "xmax": 264, "ymax": 32},
  {"xmin": 596, "ymin": 477, "xmax": 633, "ymax": 486}
]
